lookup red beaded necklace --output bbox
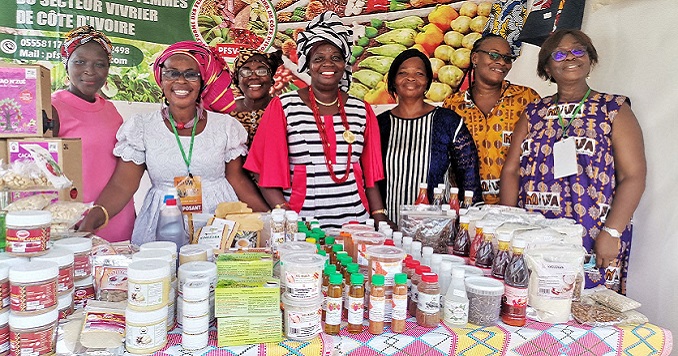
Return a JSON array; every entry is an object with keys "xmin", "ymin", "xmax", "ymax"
[{"xmin": 308, "ymin": 87, "xmax": 352, "ymax": 184}]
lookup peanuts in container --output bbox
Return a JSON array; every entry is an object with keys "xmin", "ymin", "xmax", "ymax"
[
  {"xmin": 125, "ymin": 306, "xmax": 168, "ymax": 354},
  {"xmin": 9, "ymin": 308, "xmax": 58, "ymax": 355},
  {"xmin": 32, "ymin": 247, "xmax": 75, "ymax": 296},
  {"xmin": 5, "ymin": 210, "xmax": 51, "ymax": 256},
  {"xmin": 280, "ymin": 253, "xmax": 325, "ymax": 300},
  {"xmin": 281, "ymin": 294, "xmax": 322, "ymax": 341},
  {"xmin": 52, "ymin": 237, "xmax": 92, "ymax": 280},
  {"xmin": 465, "ymin": 276, "xmax": 504, "ymax": 326},
  {"xmin": 9, "ymin": 260, "xmax": 58, "ymax": 314},
  {"xmin": 127, "ymin": 259, "xmax": 171, "ymax": 311}
]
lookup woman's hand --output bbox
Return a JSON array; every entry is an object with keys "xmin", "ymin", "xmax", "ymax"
[
  {"xmin": 594, "ymin": 231, "xmax": 621, "ymax": 268},
  {"xmin": 373, "ymin": 213, "xmax": 397, "ymax": 231}
]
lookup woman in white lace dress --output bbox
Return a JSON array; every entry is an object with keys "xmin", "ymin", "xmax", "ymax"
[{"xmin": 80, "ymin": 41, "xmax": 268, "ymax": 244}]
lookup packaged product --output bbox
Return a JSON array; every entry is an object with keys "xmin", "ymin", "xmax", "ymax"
[
  {"xmin": 399, "ymin": 205, "xmax": 455, "ymax": 253},
  {"xmin": 5, "ymin": 193, "xmax": 56, "ymax": 212}
]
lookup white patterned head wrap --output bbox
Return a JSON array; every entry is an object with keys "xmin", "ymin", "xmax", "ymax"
[{"xmin": 296, "ymin": 11, "xmax": 352, "ymax": 92}]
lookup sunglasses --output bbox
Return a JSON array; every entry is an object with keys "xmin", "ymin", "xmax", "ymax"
[
  {"xmin": 550, "ymin": 47, "xmax": 587, "ymax": 62},
  {"xmin": 162, "ymin": 69, "xmax": 201, "ymax": 82},
  {"xmin": 476, "ymin": 50, "xmax": 516, "ymax": 64},
  {"xmin": 239, "ymin": 68, "xmax": 270, "ymax": 78}
]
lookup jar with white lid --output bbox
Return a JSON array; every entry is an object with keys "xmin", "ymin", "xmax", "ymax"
[
  {"xmin": 133, "ymin": 249, "xmax": 176, "ymax": 279},
  {"xmin": 0, "ymin": 265, "xmax": 8, "ymax": 311},
  {"xmin": 9, "ymin": 260, "xmax": 58, "ymax": 314},
  {"xmin": 53, "ymin": 237, "xmax": 92, "ymax": 280},
  {"xmin": 127, "ymin": 259, "xmax": 170, "ymax": 311},
  {"xmin": 182, "ymin": 281, "xmax": 209, "ymax": 303},
  {"xmin": 179, "ymin": 244, "xmax": 212, "ymax": 265},
  {"xmin": 182, "ymin": 313, "xmax": 209, "ymax": 334},
  {"xmin": 125, "ymin": 306, "xmax": 168, "ymax": 354},
  {"xmin": 5, "ymin": 210, "xmax": 51, "ymax": 256},
  {"xmin": 177, "ymin": 261, "xmax": 217, "ymax": 294},
  {"xmin": 182, "ymin": 329, "xmax": 208, "ymax": 351},
  {"xmin": 74, "ymin": 276, "xmax": 95, "ymax": 310},
  {"xmin": 0, "ymin": 310, "xmax": 8, "ymax": 356},
  {"xmin": 281, "ymin": 294, "xmax": 322, "ymax": 341},
  {"xmin": 57, "ymin": 290, "xmax": 74, "ymax": 320},
  {"xmin": 140, "ymin": 241, "xmax": 178, "ymax": 271},
  {"xmin": 9, "ymin": 308, "xmax": 58, "ymax": 355},
  {"xmin": 32, "ymin": 247, "xmax": 75, "ymax": 296},
  {"xmin": 280, "ymin": 253, "xmax": 325, "ymax": 301}
]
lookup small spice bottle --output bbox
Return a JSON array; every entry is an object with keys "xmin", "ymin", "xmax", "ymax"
[
  {"xmin": 321, "ymin": 264, "xmax": 337, "ymax": 321},
  {"xmin": 368, "ymin": 274, "xmax": 385, "ymax": 335},
  {"xmin": 323, "ymin": 273, "xmax": 343, "ymax": 335},
  {"xmin": 469, "ymin": 220, "xmax": 485, "ymax": 264},
  {"xmin": 53, "ymin": 237, "xmax": 92, "ymax": 280},
  {"xmin": 408, "ymin": 265, "xmax": 430, "ymax": 317},
  {"xmin": 330, "ymin": 243, "xmax": 343, "ymax": 265},
  {"xmin": 416, "ymin": 272, "xmax": 441, "ymax": 328},
  {"xmin": 390, "ymin": 273, "xmax": 407, "ymax": 333},
  {"xmin": 347, "ymin": 273, "xmax": 365, "ymax": 334},
  {"xmin": 343, "ymin": 263, "xmax": 359, "ymax": 318}
]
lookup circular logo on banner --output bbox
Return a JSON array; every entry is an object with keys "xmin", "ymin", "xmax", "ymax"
[{"xmin": 190, "ymin": 0, "xmax": 277, "ymax": 61}]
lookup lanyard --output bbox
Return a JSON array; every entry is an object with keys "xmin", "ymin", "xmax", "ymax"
[
  {"xmin": 555, "ymin": 88, "xmax": 591, "ymax": 139},
  {"xmin": 168, "ymin": 113, "xmax": 197, "ymax": 175}
]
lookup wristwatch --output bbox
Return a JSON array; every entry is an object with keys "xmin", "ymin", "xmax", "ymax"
[{"xmin": 602, "ymin": 226, "xmax": 622, "ymax": 238}]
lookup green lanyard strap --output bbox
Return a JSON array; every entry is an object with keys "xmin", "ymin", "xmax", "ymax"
[
  {"xmin": 555, "ymin": 88, "xmax": 591, "ymax": 139},
  {"xmin": 168, "ymin": 113, "xmax": 197, "ymax": 175}
]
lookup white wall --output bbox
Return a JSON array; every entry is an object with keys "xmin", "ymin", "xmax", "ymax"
[{"xmin": 506, "ymin": 0, "xmax": 678, "ymax": 335}]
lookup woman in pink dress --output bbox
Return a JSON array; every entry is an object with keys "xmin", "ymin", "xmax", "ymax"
[{"xmin": 51, "ymin": 26, "xmax": 135, "ymax": 242}]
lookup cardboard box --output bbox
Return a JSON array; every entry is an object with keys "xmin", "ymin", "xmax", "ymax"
[
  {"xmin": 216, "ymin": 252, "xmax": 273, "ymax": 281},
  {"xmin": 0, "ymin": 63, "xmax": 51, "ymax": 137},
  {"xmin": 217, "ymin": 314, "xmax": 282, "ymax": 347},
  {"xmin": 7, "ymin": 138, "xmax": 83, "ymax": 201},
  {"xmin": 214, "ymin": 279, "xmax": 280, "ymax": 317}
]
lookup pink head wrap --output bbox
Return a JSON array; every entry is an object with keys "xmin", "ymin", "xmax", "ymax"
[{"xmin": 153, "ymin": 41, "xmax": 235, "ymax": 113}]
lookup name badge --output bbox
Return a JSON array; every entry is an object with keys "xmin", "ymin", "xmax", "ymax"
[
  {"xmin": 174, "ymin": 175, "xmax": 203, "ymax": 213},
  {"xmin": 553, "ymin": 138, "xmax": 578, "ymax": 179}
]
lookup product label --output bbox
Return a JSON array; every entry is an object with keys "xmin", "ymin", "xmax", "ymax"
[
  {"xmin": 0, "ymin": 324, "xmax": 8, "ymax": 353},
  {"xmin": 370, "ymin": 260, "xmax": 402, "ymax": 286},
  {"xmin": 391, "ymin": 294, "xmax": 407, "ymax": 320},
  {"xmin": 411, "ymin": 284, "xmax": 418, "ymax": 303},
  {"xmin": 356, "ymin": 244, "xmax": 372, "ymax": 267},
  {"xmin": 10, "ymin": 280, "xmax": 57, "ymax": 312},
  {"xmin": 10, "ymin": 326, "xmax": 57, "ymax": 355},
  {"xmin": 534, "ymin": 261, "xmax": 577, "ymax": 299},
  {"xmin": 57, "ymin": 266, "xmax": 75, "ymax": 293},
  {"xmin": 1, "ymin": 280, "xmax": 9, "ymax": 309},
  {"xmin": 384, "ymin": 296, "xmax": 393, "ymax": 323},
  {"xmin": 126, "ymin": 321, "xmax": 167, "ymax": 351},
  {"xmin": 443, "ymin": 298, "xmax": 469, "ymax": 325},
  {"xmin": 284, "ymin": 270, "xmax": 321, "ymax": 299},
  {"xmin": 96, "ymin": 266, "xmax": 128, "ymax": 292},
  {"xmin": 343, "ymin": 284, "xmax": 349, "ymax": 309},
  {"xmin": 417, "ymin": 292, "xmax": 440, "ymax": 313},
  {"xmin": 84, "ymin": 311, "xmax": 126, "ymax": 334},
  {"xmin": 271, "ymin": 232, "xmax": 285, "ymax": 246},
  {"xmin": 73, "ymin": 255, "xmax": 91, "ymax": 279},
  {"xmin": 369, "ymin": 295, "xmax": 385, "ymax": 322},
  {"xmin": 321, "ymin": 285, "xmax": 328, "ymax": 311},
  {"xmin": 347, "ymin": 296, "xmax": 364, "ymax": 325},
  {"xmin": 59, "ymin": 302, "xmax": 74, "ymax": 320},
  {"xmin": 325, "ymin": 297, "xmax": 342, "ymax": 325},
  {"xmin": 128, "ymin": 280, "xmax": 166, "ymax": 308},
  {"xmin": 6, "ymin": 226, "xmax": 49, "ymax": 253},
  {"xmin": 285, "ymin": 308, "xmax": 321, "ymax": 339},
  {"xmin": 74, "ymin": 285, "xmax": 96, "ymax": 309},
  {"xmin": 504, "ymin": 285, "xmax": 528, "ymax": 307}
]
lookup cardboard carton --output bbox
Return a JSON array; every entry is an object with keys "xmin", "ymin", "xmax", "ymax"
[
  {"xmin": 214, "ymin": 278, "xmax": 280, "ymax": 317},
  {"xmin": 217, "ymin": 314, "xmax": 282, "ymax": 347},
  {"xmin": 216, "ymin": 252, "xmax": 273, "ymax": 281},
  {"xmin": 0, "ymin": 63, "xmax": 51, "ymax": 137}
]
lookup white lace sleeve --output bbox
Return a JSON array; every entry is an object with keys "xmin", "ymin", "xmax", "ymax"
[
  {"xmin": 113, "ymin": 114, "xmax": 146, "ymax": 165},
  {"xmin": 222, "ymin": 114, "xmax": 248, "ymax": 162}
]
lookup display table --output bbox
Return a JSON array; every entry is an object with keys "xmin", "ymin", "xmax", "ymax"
[{"xmin": 157, "ymin": 318, "xmax": 673, "ymax": 356}]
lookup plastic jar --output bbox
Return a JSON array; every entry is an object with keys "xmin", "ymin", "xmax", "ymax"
[
  {"xmin": 351, "ymin": 231, "xmax": 386, "ymax": 267},
  {"xmin": 465, "ymin": 276, "xmax": 504, "ymax": 326},
  {"xmin": 182, "ymin": 329, "xmax": 208, "ymax": 351},
  {"xmin": 457, "ymin": 265, "xmax": 485, "ymax": 278},
  {"xmin": 0, "ymin": 266, "xmax": 8, "ymax": 311},
  {"xmin": 57, "ymin": 290, "xmax": 74, "ymax": 320},
  {"xmin": 281, "ymin": 294, "xmax": 322, "ymax": 341},
  {"xmin": 280, "ymin": 253, "xmax": 325, "ymax": 300},
  {"xmin": 167, "ymin": 286, "xmax": 176, "ymax": 331},
  {"xmin": 125, "ymin": 307, "xmax": 168, "ymax": 354},
  {"xmin": 9, "ymin": 260, "xmax": 58, "ymax": 314},
  {"xmin": 179, "ymin": 245, "xmax": 209, "ymax": 265},
  {"xmin": 366, "ymin": 245, "xmax": 405, "ymax": 287},
  {"xmin": 127, "ymin": 259, "xmax": 171, "ymax": 311},
  {"xmin": 133, "ymin": 249, "xmax": 175, "ymax": 279},
  {"xmin": 440, "ymin": 254, "xmax": 467, "ymax": 266},
  {"xmin": 183, "ymin": 281, "xmax": 210, "ymax": 303},
  {"xmin": 9, "ymin": 308, "xmax": 58, "ymax": 355},
  {"xmin": 53, "ymin": 237, "xmax": 92, "ymax": 280},
  {"xmin": 177, "ymin": 261, "xmax": 217, "ymax": 294},
  {"xmin": 32, "ymin": 247, "xmax": 75, "ymax": 296},
  {"xmin": 5, "ymin": 211, "xmax": 51, "ymax": 256},
  {"xmin": 74, "ymin": 276, "xmax": 95, "ymax": 310},
  {"xmin": 0, "ymin": 310, "xmax": 7, "ymax": 355},
  {"xmin": 416, "ymin": 273, "xmax": 441, "ymax": 328},
  {"xmin": 275, "ymin": 241, "xmax": 317, "ymax": 279},
  {"xmin": 140, "ymin": 241, "xmax": 178, "ymax": 272},
  {"xmin": 182, "ymin": 313, "xmax": 209, "ymax": 335}
]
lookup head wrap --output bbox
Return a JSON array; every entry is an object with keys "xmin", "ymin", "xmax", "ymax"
[
  {"xmin": 232, "ymin": 49, "xmax": 284, "ymax": 88},
  {"xmin": 296, "ymin": 11, "xmax": 352, "ymax": 92},
  {"xmin": 153, "ymin": 41, "xmax": 235, "ymax": 114},
  {"xmin": 60, "ymin": 25, "xmax": 113, "ymax": 66}
]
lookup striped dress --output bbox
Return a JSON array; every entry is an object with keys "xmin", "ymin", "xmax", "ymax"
[{"xmin": 244, "ymin": 92, "xmax": 384, "ymax": 228}]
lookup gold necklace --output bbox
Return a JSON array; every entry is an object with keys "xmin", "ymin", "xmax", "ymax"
[{"xmin": 314, "ymin": 96, "xmax": 338, "ymax": 106}]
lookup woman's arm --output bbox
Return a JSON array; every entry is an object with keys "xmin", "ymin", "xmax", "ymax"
[
  {"xmin": 225, "ymin": 157, "xmax": 270, "ymax": 212},
  {"xmin": 366, "ymin": 186, "xmax": 396, "ymax": 230},
  {"xmin": 594, "ymin": 103, "xmax": 646, "ymax": 267},
  {"xmin": 499, "ymin": 112, "xmax": 529, "ymax": 206},
  {"xmin": 79, "ymin": 160, "xmax": 146, "ymax": 232}
]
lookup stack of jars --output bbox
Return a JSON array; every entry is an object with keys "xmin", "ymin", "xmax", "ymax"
[
  {"xmin": 279, "ymin": 251, "xmax": 325, "ymax": 341},
  {"xmin": 181, "ymin": 280, "xmax": 210, "ymax": 350},
  {"xmin": 133, "ymin": 244, "xmax": 177, "ymax": 330},
  {"xmin": 53, "ymin": 237, "xmax": 93, "ymax": 310}
]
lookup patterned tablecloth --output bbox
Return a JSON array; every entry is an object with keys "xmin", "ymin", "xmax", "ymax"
[{"xmin": 157, "ymin": 317, "xmax": 672, "ymax": 356}]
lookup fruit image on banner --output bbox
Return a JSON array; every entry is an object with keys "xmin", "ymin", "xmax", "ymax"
[{"xmin": 348, "ymin": 0, "xmax": 492, "ymax": 104}]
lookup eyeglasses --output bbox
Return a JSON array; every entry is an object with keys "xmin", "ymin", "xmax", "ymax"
[
  {"xmin": 550, "ymin": 47, "xmax": 587, "ymax": 62},
  {"xmin": 239, "ymin": 68, "xmax": 270, "ymax": 78},
  {"xmin": 162, "ymin": 70, "xmax": 201, "ymax": 82},
  {"xmin": 476, "ymin": 50, "xmax": 516, "ymax": 64}
]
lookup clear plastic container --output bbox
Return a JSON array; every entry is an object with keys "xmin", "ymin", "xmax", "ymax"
[
  {"xmin": 282, "ymin": 294, "xmax": 322, "ymax": 341},
  {"xmin": 366, "ymin": 245, "xmax": 405, "ymax": 286},
  {"xmin": 351, "ymin": 231, "xmax": 386, "ymax": 268},
  {"xmin": 275, "ymin": 241, "xmax": 316, "ymax": 279},
  {"xmin": 465, "ymin": 276, "xmax": 504, "ymax": 326},
  {"xmin": 9, "ymin": 260, "xmax": 58, "ymax": 314},
  {"xmin": 32, "ymin": 247, "xmax": 75, "ymax": 296},
  {"xmin": 9, "ymin": 308, "xmax": 58, "ymax": 355},
  {"xmin": 125, "ymin": 306, "xmax": 168, "ymax": 354},
  {"xmin": 52, "ymin": 237, "xmax": 92, "ymax": 280},
  {"xmin": 127, "ymin": 259, "xmax": 171, "ymax": 311},
  {"xmin": 280, "ymin": 253, "xmax": 325, "ymax": 300},
  {"xmin": 5, "ymin": 210, "xmax": 51, "ymax": 256}
]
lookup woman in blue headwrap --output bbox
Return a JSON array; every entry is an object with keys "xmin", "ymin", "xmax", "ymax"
[{"xmin": 245, "ymin": 12, "xmax": 390, "ymax": 228}]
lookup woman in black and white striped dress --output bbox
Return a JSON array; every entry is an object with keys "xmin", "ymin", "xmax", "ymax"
[{"xmin": 245, "ymin": 12, "xmax": 390, "ymax": 228}]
